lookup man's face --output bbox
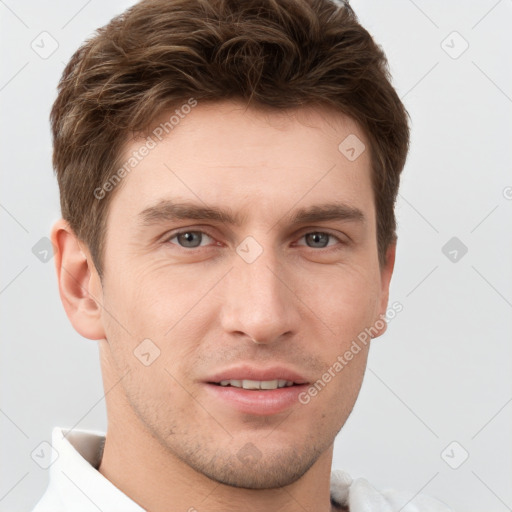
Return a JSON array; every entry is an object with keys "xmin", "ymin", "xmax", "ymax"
[{"xmin": 96, "ymin": 100, "xmax": 393, "ymax": 488}]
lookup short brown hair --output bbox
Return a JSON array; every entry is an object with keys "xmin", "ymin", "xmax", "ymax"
[{"xmin": 51, "ymin": 0, "xmax": 409, "ymax": 277}]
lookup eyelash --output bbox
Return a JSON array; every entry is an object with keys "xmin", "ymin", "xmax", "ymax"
[{"xmin": 164, "ymin": 229, "xmax": 347, "ymax": 251}]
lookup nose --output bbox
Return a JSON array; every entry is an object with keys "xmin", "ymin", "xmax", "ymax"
[{"xmin": 219, "ymin": 244, "xmax": 301, "ymax": 345}]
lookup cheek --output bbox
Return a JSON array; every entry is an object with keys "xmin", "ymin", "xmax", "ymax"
[
  {"xmin": 298, "ymin": 261, "xmax": 381, "ymax": 341},
  {"xmin": 296, "ymin": 270, "xmax": 377, "ymax": 415},
  {"xmin": 101, "ymin": 261, "xmax": 215, "ymax": 376},
  {"xmin": 103, "ymin": 256, "xmax": 200, "ymax": 336},
  {"xmin": 296, "ymin": 341, "xmax": 370, "ymax": 439}
]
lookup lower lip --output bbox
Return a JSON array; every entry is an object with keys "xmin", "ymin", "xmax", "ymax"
[{"xmin": 204, "ymin": 383, "xmax": 309, "ymax": 416}]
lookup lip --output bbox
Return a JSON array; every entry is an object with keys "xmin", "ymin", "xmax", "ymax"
[
  {"xmin": 205, "ymin": 365, "xmax": 309, "ymax": 385},
  {"xmin": 203, "ymin": 365, "xmax": 310, "ymax": 416}
]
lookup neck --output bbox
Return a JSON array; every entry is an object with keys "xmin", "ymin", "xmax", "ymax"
[{"xmin": 98, "ymin": 412, "xmax": 337, "ymax": 512}]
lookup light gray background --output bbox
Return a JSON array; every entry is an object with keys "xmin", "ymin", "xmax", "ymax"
[{"xmin": 1, "ymin": 1, "xmax": 511, "ymax": 511}]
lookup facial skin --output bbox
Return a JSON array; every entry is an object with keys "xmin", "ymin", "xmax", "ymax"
[{"xmin": 52, "ymin": 100, "xmax": 395, "ymax": 512}]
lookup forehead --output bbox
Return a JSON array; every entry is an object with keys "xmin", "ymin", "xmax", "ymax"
[{"xmin": 110, "ymin": 100, "xmax": 374, "ymax": 224}]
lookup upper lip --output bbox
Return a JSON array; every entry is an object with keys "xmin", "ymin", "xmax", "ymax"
[{"xmin": 205, "ymin": 365, "xmax": 310, "ymax": 385}]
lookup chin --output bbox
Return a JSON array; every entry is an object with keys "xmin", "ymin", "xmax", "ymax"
[{"xmin": 188, "ymin": 443, "xmax": 326, "ymax": 490}]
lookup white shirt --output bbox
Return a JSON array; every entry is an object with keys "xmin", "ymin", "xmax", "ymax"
[{"xmin": 31, "ymin": 427, "xmax": 453, "ymax": 512}]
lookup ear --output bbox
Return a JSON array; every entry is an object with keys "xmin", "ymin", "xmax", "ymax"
[
  {"xmin": 371, "ymin": 239, "xmax": 397, "ymax": 339},
  {"xmin": 51, "ymin": 219, "xmax": 106, "ymax": 340}
]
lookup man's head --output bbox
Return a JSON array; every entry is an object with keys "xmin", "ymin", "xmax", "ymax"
[
  {"xmin": 51, "ymin": 0, "xmax": 408, "ymax": 278},
  {"xmin": 51, "ymin": 0, "xmax": 409, "ymax": 492}
]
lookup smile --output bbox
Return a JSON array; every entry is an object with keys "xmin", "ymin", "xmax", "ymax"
[{"xmin": 217, "ymin": 379, "xmax": 295, "ymax": 390}]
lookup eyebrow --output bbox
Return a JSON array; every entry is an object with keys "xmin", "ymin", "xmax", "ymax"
[
  {"xmin": 289, "ymin": 202, "xmax": 365, "ymax": 226},
  {"xmin": 138, "ymin": 200, "xmax": 245, "ymax": 226},
  {"xmin": 137, "ymin": 199, "xmax": 366, "ymax": 228}
]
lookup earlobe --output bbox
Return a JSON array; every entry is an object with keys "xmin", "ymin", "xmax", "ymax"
[{"xmin": 51, "ymin": 219, "xmax": 106, "ymax": 340}]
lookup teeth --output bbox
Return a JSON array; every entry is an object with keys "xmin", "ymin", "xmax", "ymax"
[
  {"xmin": 218, "ymin": 379, "xmax": 294, "ymax": 389},
  {"xmin": 243, "ymin": 379, "xmax": 261, "ymax": 390}
]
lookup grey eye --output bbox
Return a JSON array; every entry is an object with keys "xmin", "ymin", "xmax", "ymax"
[
  {"xmin": 175, "ymin": 231, "xmax": 204, "ymax": 248},
  {"xmin": 304, "ymin": 232, "xmax": 331, "ymax": 248}
]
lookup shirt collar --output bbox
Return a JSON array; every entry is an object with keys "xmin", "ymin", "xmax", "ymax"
[{"xmin": 47, "ymin": 426, "xmax": 145, "ymax": 511}]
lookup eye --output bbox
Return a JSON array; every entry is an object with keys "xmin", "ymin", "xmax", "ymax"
[
  {"xmin": 167, "ymin": 230, "xmax": 214, "ymax": 248},
  {"xmin": 297, "ymin": 232, "xmax": 341, "ymax": 249}
]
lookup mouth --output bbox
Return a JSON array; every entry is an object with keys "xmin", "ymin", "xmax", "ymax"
[
  {"xmin": 203, "ymin": 366, "xmax": 310, "ymax": 415},
  {"xmin": 212, "ymin": 379, "xmax": 297, "ymax": 390}
]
